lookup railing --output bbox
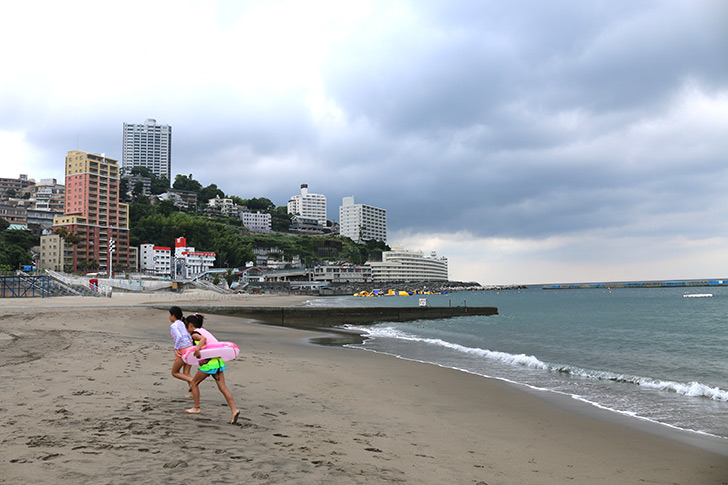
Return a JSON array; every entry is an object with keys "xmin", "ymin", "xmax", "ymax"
[{"xmin": 0, "ymin": 275, "xmax": 51, "ymax": 298}]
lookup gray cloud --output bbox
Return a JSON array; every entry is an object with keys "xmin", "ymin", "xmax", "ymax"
[{"xmin": 2, "ymin": 0, "xmax": 727, "ymax": 282}]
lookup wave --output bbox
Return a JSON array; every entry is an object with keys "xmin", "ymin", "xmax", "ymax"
[{"xmin": 344, "ymin": 325, "xmax": 728, "ymax": 402}]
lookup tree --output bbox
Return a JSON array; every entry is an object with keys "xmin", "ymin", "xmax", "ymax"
[
  {"xmin": 132, "ymin": 181, "xmax": 145, "ymax": 197},
  {"xmin": 119, "ymin": 178, "xmax": 131, "ymax": 203},
  {"xmin": 173, "ymin": 174, "xmax": 202, "ymax": 193},
  {"xmin": 225, "ymin": 268, "xmax": 235, "ymax": 286},
  {"xmin": 150, "ymin": 175, "xmax": 170, "ymax": 195},
  {"xmin": 271, "ymin": 206, "xmax": 292, "ymax": 232},
  {"xmin": 243, "ymin": 197, "xmax": 275, "ymax": 212},
  {"xmin": 130, "ymin": 166, "xmax": 153, "ymax": 178},
  {"xmin": 54, "ymin": 227, "xmax": 82, "ymax": 272},
  {"xmin": 157, "ymin": 199, "xmax": 176, "ymax": 217},
  {"xmin": 0, "ymin": 226, "xmax": 37, "ymax": 270},
  {"xmin": 199, "ymin": 184, "xmax": 225, "ymax": 205}
]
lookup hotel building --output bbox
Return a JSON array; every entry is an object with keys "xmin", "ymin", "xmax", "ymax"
[
  {"xmin": 51, "ymin": 151, "xmax": 135, "ymax": 273},
  {"xmin": 287, "ymin": 184, "xmax": 327, "ymax": 226},
  {"xmin": 122, "ymin": 118, "xmax": 172, "ymax": 180},
  {"xmin": 366, "ymin": 246, "xmax": 449, "ymax": 282},
  {"xmin": 140, "ymin": 244, "xmax": 172, "ymax": 276},
  {"xmin": 173, "ymin": 237, "xmax": 216, "ymax": 279},
  {"xmin": 339, "ymin": 196, "xmax": 387, "ymax": 244}
]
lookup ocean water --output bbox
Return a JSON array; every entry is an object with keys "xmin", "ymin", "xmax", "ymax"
[{"xmin": 306, "ymin": 287, "xmax": 728, "ymax": 439}]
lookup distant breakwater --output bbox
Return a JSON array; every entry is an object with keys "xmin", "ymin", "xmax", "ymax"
[
  {"xmin": 543, "ymin": 279, "xmax": 727, "ymax": 290},
  {"xmin": 169, "ymin": 305, "xmax": 499, "ymax": 327}
]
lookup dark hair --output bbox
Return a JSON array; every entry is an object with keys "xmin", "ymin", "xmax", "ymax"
[
  {"xmin": 169, "ymin": 306, "xmax": 183, "ymax": 320},
  {"xmin": 185, "ymin": 313, "xmax": 205, "ymax": 328}
]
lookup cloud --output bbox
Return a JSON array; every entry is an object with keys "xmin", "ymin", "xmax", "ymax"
[{"xmin": 1, "ymin": 0, "xmax": 727, "ymax": 284}]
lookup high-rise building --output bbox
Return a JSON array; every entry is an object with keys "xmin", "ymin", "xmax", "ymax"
[
  {"xmin": 122, "ymin": 118, "xmax": 172, "ymax": 180},
  {"xmin": 51, "ymin": 150, "xmax": 134, "ymax": 273},
  {"xmin": 287, "ymin": 184, "xmax": 327, "ymax": 226},
  {"xmin": 339, "ymin": 196, "xmax": 387, "ymax": 244}
]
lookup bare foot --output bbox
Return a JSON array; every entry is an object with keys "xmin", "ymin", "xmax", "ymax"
[
  {"xmin": 230, "ymin": 410, "xmax": 240, "ymax": 424},
  {"xmin": 186, "ymin": 407, "xmax": 202, "ymax": 414},
  {"xmin": 185, "ymin": 393, "xmax": 193, "ymax": 398}
]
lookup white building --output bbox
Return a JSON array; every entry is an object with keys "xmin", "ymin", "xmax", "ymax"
[
  {"xmin": 122, "ymin": 118, "xmax": 172, "ymax": 180},
  {"xmin": 173, "ymin": 237, "xmax": 216, "ymax": 279},
  {"xmin": 241, "ymin": 210, "xmax": 271, "ymax": 232},
  {"xmin": 208, "ymin": 196, "xmax": 239, "ymax": 217},
  {"xmin": 339, "ymin": 196, "xmax": 387, "ymax": 244},
  {"xmin": 290, "ymin": 215, "xmax": 329, "ymax": 235},
  {"xmin": 287, "ymin": 184, "xmax": 327, "ymax": 226},
  {"xmin": 366, "ymin": 246, "xmax": 448, "ymax": 282},
  {"xmin": 313, "ymin": 264, "xmax": 372, "ymax": 283},
  {"xmin": 140, "ymin": 244, "xmax": 172, "ymax": 276}
]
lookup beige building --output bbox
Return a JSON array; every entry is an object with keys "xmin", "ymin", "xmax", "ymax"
[{"xmin": 39, "ymin": 233, "xmax": 67, "ymax": 271}]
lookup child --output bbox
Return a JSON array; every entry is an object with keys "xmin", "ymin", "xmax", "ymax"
[
  {"xmin": 184, "ymin": 313, "xmax": 240, "ymax": 424},
  {"xmin": 168, "ymin": 306, "xmax": 193, "ymax": 392}
]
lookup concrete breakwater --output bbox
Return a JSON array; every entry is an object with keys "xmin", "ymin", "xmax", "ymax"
[{"xmin": 169, "ymin": 305, "xmax": 499, "ymax": 327}]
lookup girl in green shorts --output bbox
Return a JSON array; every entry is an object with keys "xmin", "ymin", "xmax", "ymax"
[{"xmin": 184, "ymin": 314, "xmax": 240, "ymax": 424}]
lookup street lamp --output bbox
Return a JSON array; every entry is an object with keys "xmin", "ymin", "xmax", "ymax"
[{"xmin": 108, "ymin": 238, "xmax": 116, "ymax": 279}]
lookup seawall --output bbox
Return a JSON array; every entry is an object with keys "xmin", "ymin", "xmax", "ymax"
[{"xmin": 167, "ymin": 305, "xmax": 499, "ymax": 327}]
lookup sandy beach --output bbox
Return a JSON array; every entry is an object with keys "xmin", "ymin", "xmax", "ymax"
[{"xmin": 1, "ymin": 292, "xmax": 726, "ymax": 484}]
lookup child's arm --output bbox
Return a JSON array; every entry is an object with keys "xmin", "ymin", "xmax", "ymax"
[{"xmin": 192, "ymin": 332, "xmax": 207, "ymax": 358}]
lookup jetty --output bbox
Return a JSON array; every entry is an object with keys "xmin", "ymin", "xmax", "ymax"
[
  {"xmin": 543, "ymin": 279, "xmax": 727, "ymax": 290},
  {"xmin": 168, "ymin": 305, "xmax": 499, "ymax": 327}
]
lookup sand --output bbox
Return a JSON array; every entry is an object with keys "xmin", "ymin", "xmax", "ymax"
[{"xmin": 0, "ymin": 292, "xmax": 726, "ymax": 484}]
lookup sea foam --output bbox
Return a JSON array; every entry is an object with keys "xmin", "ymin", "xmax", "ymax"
[{"xmin": 345, "ymin": 325, "xmax": 728, "ymax": 402}]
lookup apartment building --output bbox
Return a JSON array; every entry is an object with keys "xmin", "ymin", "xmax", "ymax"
[
  {"xmin": 339, "ymin": 196, "xmax": 387, "ymax": 244},
  {"xmin": 208, "ymin": 196, "xmax": 239, "ymax": 217},
  {"xmin": 241, "ymin": 210, "xmax": 271, "ymax": 232},
  {"xmin": 0, "ymin": 174, "xmax": 35, "ymax": 199},
  {"xmin": 34, "ymin": 179, "xmax": 65, "ymax": 212},
  {"xmin": 287, "ymin": 184, "xmax": 327, "ymax": 226},
  {"xmin": 51, "ymin": 150, "xmax": 134, "ymax": 273},
  {"xmin": 122, "ymin": 119, "xmax": 172, "ymax": 180},
  {"xmin": 0, "ymin": 204, "xmax": 26, "ymax": 225},
  {"xmin": 38, "ymin": 233, "xmax": 65, "ymax": 271}
]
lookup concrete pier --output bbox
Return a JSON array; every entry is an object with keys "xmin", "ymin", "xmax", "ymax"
[{"xmin": 171, "ymin": 305, "xmax": 499, "ymax": 327}]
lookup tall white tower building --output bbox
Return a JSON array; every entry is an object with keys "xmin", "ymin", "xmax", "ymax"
[
  {"xmin": 287, "ymin": 184, "xmax": 327, "ymax": 225},
  {"xmin": 122, "ymin": 118, "xmax": 172, "ymax": 180},
  {"xmin": 339, "ymin": 196, "xmax": 387, "ymax": 244}
]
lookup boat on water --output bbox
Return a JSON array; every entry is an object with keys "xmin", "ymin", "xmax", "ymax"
[{"xmin": 683, "ymin": 293, "xmax": 713, "ymax": 298}]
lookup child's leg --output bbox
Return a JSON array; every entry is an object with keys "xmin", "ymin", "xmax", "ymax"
[
  {"xmin": 213, "ymin": 372, "xmax": 240, "ymax": 424},
  {"xmin": 186, "ymin": 371, "xmax": 208, "ymax": 413},
  {"xmin": 171, "ymin": 354, "xmax": 192, "ymax": 383},
  {"xmin": 182, "ymin": 363, "xmax": 193, "ymax": 396}
]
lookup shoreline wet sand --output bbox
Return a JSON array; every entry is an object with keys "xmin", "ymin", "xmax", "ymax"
[{"xmin": 1, "ymin": 292, "xmax": 727, "ymax": 484}]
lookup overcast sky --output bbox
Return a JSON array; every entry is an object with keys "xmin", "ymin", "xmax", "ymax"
[{"xmin": 2, "ymin": 0, "xmax": 727, "ymax": 285}]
